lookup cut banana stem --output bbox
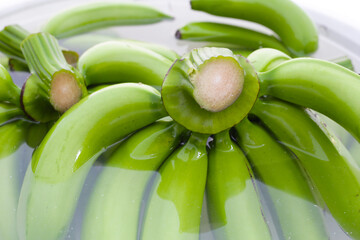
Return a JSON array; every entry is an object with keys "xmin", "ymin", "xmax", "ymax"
[
  {"xmin": 17, "ymin": 83, "xmax": 167, "ymax": 240},
  {"xmin": 252, "ymin": 98, "xmax": 360, "ymax": 239},
  {"xmin": 0, "ymin": 24, "xmax": 79, "ymax": 68},
  {"xmin": 141, "ymin": 132, "xmax": 209, "ymax": 240},
  {"xmin": 258, "ymin": 58, "xmax": 360, "ymax": 143},
  {"xmin": 0, "ymin": 102, "xmax": 24, "ymax": 125},
  {"xmin": 162, "ymin": 47, "xmax": 259, "ymax": 134},
  {"xmin": 42, "ymin": 3, "xmax": 173, "ymax": 38},
  {"xmin": 21, "ymin": 33, "xmax": 87, "ymax": 119},
  {"xmin": 0, "ymin": 64, "xmax": 21, "ymax": 106},
  {"xmin": 207, "ymin": 130, "xmax": 272, "ymax": 239},
  {"xmin": 236, "ymin": 118, "xmax": 328, "ymax": 240},
  {"xmin": 176, "ymin": 22, "xmax": 291, "ymax": 55},
  {"xmin": 0, "ymin": 120, "xmax": 28, "ymax": 240},
  {"xmin": 78, "ymin": 41, "xmax": 173, "ymax": 88},
  {"xmin": 190, "ymin": 0, "xmax": 318, "ymax": 56},
  {"xmin": 82, "ymin": 120, "xmax": 187, "ymax": 240}
]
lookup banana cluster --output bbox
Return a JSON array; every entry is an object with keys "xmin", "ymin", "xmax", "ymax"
[{"xmin": 0, "ymin": 1, "xmax": 359, "ymax": 240}]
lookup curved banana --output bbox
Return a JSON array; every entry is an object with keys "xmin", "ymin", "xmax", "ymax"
[
  {"xmin": 78, "ymin": 41, "xmax": 173, "ymax": 88},
  {"xmin": 235, "ymin": 118, "xmax": 328, "ymax": 239},
  {"xmin": 17, "ymin": 83, "xmax": 167, "ymax": 240},
  {"xmin": 0, "ymin": 64, "xmax": 21, "ymax": 106},
  {"xmin": 0, "ymin": 120, "xmax": 28, "ymax": 240},
  {"xmin": 82, "ymin": 120, "xmax": 187, "ymax": 240},
  {"xmin": 252, "ymin": 97, "xmax": 360, "ymax": 239},
  {"xmin": 42, "ymin": 3, "xmax": 172, "ymax": 38},
  {"xmin": 247, "ymin": 48, "xmax": 291, "ymax": 72},
  {"xmin": 141, "ymin": 132, "xmax": 209, "ymax": 240},
  {"xmin": 207, "ymin": 130, "xmax": 272, "ymax": 239},
  {"xmin": 176, "ymin": 22, "xmax": 290, "ymax": 55},
  {"xmin": 0, "ymin": 102, "xmax": 24, "ymax": 124},
  {"xmin": 258, "ymin": 58, "xmax": 360, "ymax": 142},
  {"xmin": 190, "ymin": 0, "xmax": 318, "ymax": 56}
]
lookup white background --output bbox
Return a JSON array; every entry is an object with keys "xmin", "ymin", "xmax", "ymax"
[{"xmin": 0, "ymin": 0, "xmax": 359, "ymax": 31}]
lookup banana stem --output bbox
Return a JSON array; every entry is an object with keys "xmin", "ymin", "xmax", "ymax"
[
  {"xmin": 21, "ymin": 33, "xmax": 87, "ymax": 114},
  {"xmin": 162, "ymin": 47, "xmax": 259, "ymax": 134}
]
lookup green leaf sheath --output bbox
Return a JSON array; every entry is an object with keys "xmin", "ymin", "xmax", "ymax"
[
  {"xmin": 190, "ymin": 0, "xmax": 318, "ymax": 56},
  {"xmin": 235, "ymin": 118, "xmax": 328, "ymax": 240},
  {"xmin": 78, "ymin": 41, "xmax": 173, "ymax": 88},
  {"xmin": 0, "ymin": 102, "xmax": 23, "ymax": 124},
  {"xmin": 0, "ymin": 24, "xmax": 29, "ymax": 60},
  {"xmin": 252, "ymin": 98, "xmax": 360, "ymax": 239},
  {"xmin": 176, "ymin": 22, "xmax": 290, "ymax": 55},
  {"xmin": 0, "ymin": 121, "xmax": 28, "ymax": 240},
  {"xmin": 162, "ymin": 47, "xmax": 259, "ymax": 134},
  {"xmin": 207, "ymin": 130, "xmax": 272, "ymax": 240},
  {"xmin": 42, "ymin": 3, "xmax": 172, "ymax": 38},
  {"xmin": 17, "ymin": 83, "xmax": 167, "ymax": 240},
  {"xmin": 0, "ymin": 64, "xmax": 21, "ymax": 106},
  {"xmin": 0, "ymin": 25, "xmax": 78, "ymax": 69},
  {"xmin": 21, "ymin": 32, "xmax": 87, "ymax": 114},
  {"xmin": 258, "ymin": 58, "xmax": 360, "ymax": 142},
  {"xmin": 141, "ymin": 132, "xmax": 209, "ymax": 240},
  {"xmin": 82, "ymin": 120, "xmax": 187, "ymax": 240}
]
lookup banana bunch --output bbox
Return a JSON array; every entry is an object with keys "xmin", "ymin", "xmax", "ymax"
[{"xmin": 0, "ymin": 0, "xmax": 360, "ymax": 240}]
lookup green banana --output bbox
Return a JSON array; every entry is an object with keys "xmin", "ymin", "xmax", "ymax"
[
  {"xmin": 0, "ymin": 64, "xmax": 21, "ymax": 107},
  {"xmin": 141, "ymin": 132, "xmax": 209, "ymax": 240},
  {"xmin": 17, "ymin": 83, "xmax": 167, "ymax": 240},
  {"xmin": 78, "ymin": 41, "xmax": 173, "ymax": 89},
  {"xmin": 236, "ymin": 118, "xmax": 328, "ymax": 239},
  {"xmin": 82, "ymin": 120, "xmax": 187, "ymax": 240},
  {"xmin": 247, "ymin": 48, "xmax": 291, "ymax": 72},
  {"xmin": 176, "ymin": 22, "xmax": 290, "ymax": 55},
  {"xmin": 0, "ymin": 102, "xmax": 24, "ymax": 124},
  {"xmin": 62, "ymin": 34, "xmax": 179, "ymax": 61},
  {"xmin": 207, "ymin": 130, "xmax": 272, "ymax": 239},
  {"xmin": 42, "ymin": 3, "xmax": 172, "ymax": 38},
  {"xmin": 258, "ymin": 58, "xmax": 360, "ymax": 142},
  {"xmin": 252, "ymin": 97, "xmax": 360, "ymax": 239},
  {"xmin": 0, "ymin": 120, "xmax": 28, "ymax": 240},
  {"xmin": 190, "ymin": 0, "xmax": 318, "ymax": 56}
]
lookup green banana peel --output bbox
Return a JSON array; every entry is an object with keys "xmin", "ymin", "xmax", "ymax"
[
  {"xmin": 78, "ymin": 41, "xmax": 173, "ymax": 89},
  {"xmin": 17, "ymin": 83, "xmax": 167, "ymax": 240},
  {"xmin": 176, "ymin": 22, "xmax": 291, "ymax": 55},
  {"xmin": 247, "ymin": 48, "xmax": 291, "ymax": 72},
  {"xmin": 0, "ymin": 120, "xmax": 28, "ymax": 240},
  {"xmin": 236, "ymin": 118, "xmax": 328, "ymax": 240},
  {"xmin": 252, "ymin": 98, "xmax": 360, "ymax": 239},
  {"xmin": 42, "ymin": 3, "xmax": 172, "ymax": 38},
  {"xmin": 0, "ymin": 102, "xmax": 24, "ymax": 125},
  {"xmin": 190, "ymin": 0, "xmax": 318, "ymax": 56},
  {"xmin": 258, "ymin": 58, "xmax": 360, "ymax": 143},
  {"xmin": 141, "ymin": 132, "xmax": 209, "ymax": 240},
  {"xmin": 82, "ymin": 120, "xmax": 187, "ymax": 240},
  {"xmin": 207, "ymin": 130, "xmax": 272, "ymax": 239},
  {"xmin": 0, "ymin": 64, "xmax": 21, "ymax": 107}
]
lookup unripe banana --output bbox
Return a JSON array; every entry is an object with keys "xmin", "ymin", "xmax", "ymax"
[
  {"xmin": 258, "ymin": 58, "xmax": 360, "ymax": 143},
  {"xmin": 82, "ymin": 120, "xmax": 187, "ymax": 240},
  {"xmin": 141, "ymin": 132, "xmax": 209, "ymax": 240},
  {"xmin": 78, "ymin": 41, "xmax": 173, "ymax": 89},
  {"xmin": 252, "ymin": 97, "xmax": 360, "ymax": 239},
  {"xmin": 236, "ymin": 118, "xmax": 328, "ymax": 240},
  {"xmin": 17, "ymin": 83, "xmax": 167, "ymax": 240},
  {"xmin": 207, "ymin": 130, "xmax": 272, "ymax": 239},
  {"xmin": 0, "ymin": 120, "xmax": 28, "ymax": 240},
  {"xmin": 0, "ymin": 64, "xmax": 21, "ymax": 106},
  {"xmin": 190, "ymin": 0, "xmax": 318, "ymax": 56}
]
